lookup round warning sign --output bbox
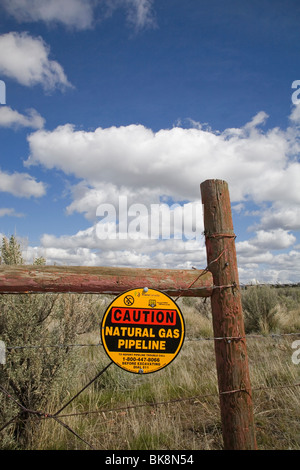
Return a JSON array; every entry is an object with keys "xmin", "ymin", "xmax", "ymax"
[{"xmin": 101, "ymin": 288, "xmax": 185, "ymax": 374}]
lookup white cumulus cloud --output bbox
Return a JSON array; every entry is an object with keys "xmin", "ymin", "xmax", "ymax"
[
  {"xmin": 25, "ymin": 110, "xmax": 300, "ymax": 208},
  {"xmin": 0, "ymin": 32, "xmax": 72, "ymax": 91},
  {"xmin": 0, "ymin": 168, "xmax": 46, "ymax": 198},
  {"xmin": 21, "ymin": 107, "xmax": 300, "ymax": 283}
]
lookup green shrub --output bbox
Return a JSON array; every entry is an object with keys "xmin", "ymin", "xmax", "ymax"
[
  {"xmin": 241, "ymin": 286, "xmax": 279, "ymax": 334},
  {"xmin": 0, "ymin": 236, "xmax": 78, "ymax": 448}
]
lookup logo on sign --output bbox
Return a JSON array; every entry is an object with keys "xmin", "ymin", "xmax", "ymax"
[{"xmin": 124, "ymin": 295, "xmax": 135, "ymax": 306}]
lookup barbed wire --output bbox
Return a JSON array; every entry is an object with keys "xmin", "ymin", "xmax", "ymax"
[
  {"xmin": 40, "ymin": 381, "xmax": 300, "ymax": 420},
  {"xmin": 185, "ymin": 331, "xmax": 300, "ymax": 342},
  {"xmin": 1, "ymin": 367, "xmax": 300, "ymax": 449},
  {"xmin": 4, "ymin": 329, "xmax": 300, "ymax": 352},
  {"xmin": 0, "ymin": 335, "xmax": 299, "ymax": 449},
  {"xmin": 6, "ymin": 342, "xmax": 102, "ymax": 350},
  {"xmin": 0, "ymin": 362, "xmax": 114, "ymax": 450},
  {"xmin": 0, "ymin": 386, "xmax": 96, "ymax": 450}
]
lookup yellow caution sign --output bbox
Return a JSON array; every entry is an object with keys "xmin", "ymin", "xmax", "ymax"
[{"xmin": 101, "ymin": 288, "xmax": 185, "ymax": 374}]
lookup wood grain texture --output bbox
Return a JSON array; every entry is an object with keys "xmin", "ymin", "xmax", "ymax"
[
  {"xmin": 0, "ymin": 265, "xmax": 213, "ymax": 297},
  {"xmin": 201, "ymin": 179, "xmax": 257, "ymax": 450}
]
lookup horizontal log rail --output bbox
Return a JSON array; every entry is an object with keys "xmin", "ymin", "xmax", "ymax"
[{"xmin": 0, "ymin": 265, "xmax": 213, "ymax": 297}]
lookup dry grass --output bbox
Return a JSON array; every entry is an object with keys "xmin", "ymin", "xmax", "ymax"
[{"xmin": 27, "ymin": 291, "xmax": 300, "ymax": 451}]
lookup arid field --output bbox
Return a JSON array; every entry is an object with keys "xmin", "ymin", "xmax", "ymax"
[{"xmin": 1, "ymin": 285, "xmax": 300, "ymax": 450}]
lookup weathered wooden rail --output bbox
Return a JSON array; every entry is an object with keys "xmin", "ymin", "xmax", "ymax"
[{"xmin": 0, "ymin": 265, "xmax": 212, "ymax": 297}]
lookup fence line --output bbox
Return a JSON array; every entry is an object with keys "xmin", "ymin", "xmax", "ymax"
[
  {"xmin": 1, "ymin": 178, "xmax": 299, "ymax": 449},
  {"xmin": 4, "ymin": 329, "xmax": 300, "ymax": 351},
  {"xmin": 3, "ymin": 276, "xmax": 300, "ymax": 353},
  {"xmin": 1, "ymin": 296, "xmax": 299, "ymax": 449},
  {"xmin": 1, "ymin": 362, "xmax": 300, "ymax": 450},
  {"xmin": 2, "ymin": 378, "xmax": 300, "ymax": 423},
  {"xmin": 1, "ymin": 272, "xmax": 299, "ymax": 448},
  {"xmin": 53, "ymin": 381, "xmax": 300, "ymax": 419}
]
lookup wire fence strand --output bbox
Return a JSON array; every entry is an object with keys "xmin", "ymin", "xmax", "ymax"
[
  {"xmin": 53, "ymin": 361, "xmax": 113, "ymax": 417},
  {"xmin": 5, "ymin": 329, "xmax": 300, "ymax": 351},
  {"xmin": 1, "ymin": 376, "xmax": 299, "ymax": 427}
]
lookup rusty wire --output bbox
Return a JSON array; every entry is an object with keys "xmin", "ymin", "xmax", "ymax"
[
  {"xmin": 1, "ymin": 379, "xmax": 300, "ymax": 431},
  {"xmin": 5, "ymin": 329, "xmax": 300, "ymax": 351}
]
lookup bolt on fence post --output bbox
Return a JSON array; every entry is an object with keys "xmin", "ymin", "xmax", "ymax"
[{"xmin": 200, "ymin": 179, "xmax": 257, "ymax": 450}]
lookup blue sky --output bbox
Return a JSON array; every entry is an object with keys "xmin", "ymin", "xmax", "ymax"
[{"xmin": 0, "ymin": 0, "xmax": 300, "ymax": 284}]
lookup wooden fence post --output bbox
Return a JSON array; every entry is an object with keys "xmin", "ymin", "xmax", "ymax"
[{"xmin": 200, "ymin": 179, "xmax": 257, "ymax": 450}]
